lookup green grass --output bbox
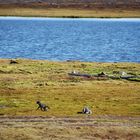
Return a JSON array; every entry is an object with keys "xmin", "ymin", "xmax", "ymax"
[{"xmin": 0, "ymin": 59, "xmax": 140, "ymax": 116}]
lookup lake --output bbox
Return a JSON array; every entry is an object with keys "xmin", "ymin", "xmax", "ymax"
[{"xmin": 0, "ymin": 17, "xmax": 140, "ymax": 62}]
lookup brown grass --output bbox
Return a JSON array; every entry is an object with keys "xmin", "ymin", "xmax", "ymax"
[
  {"xmin": 0, "ymin": 6, "xmax": 140, "ymax": 18},
  {"xmin": 0, "ymin": 120, "xmax": 140, "ymax": 140}
]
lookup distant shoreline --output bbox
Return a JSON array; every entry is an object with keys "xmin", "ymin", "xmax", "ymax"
[{"xmin": 0, "ymin": 6, "xmax": 140, "ymax": 18}]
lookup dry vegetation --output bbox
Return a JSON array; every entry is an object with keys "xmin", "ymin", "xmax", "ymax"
[
  {"xmin": 0, "ymin": 59, "xmax": 140, "ymax": 139},
  {"xmin": 0, "ymin": 118, "xmax": 140, "ymax": 140},
  {"xmin": 0, "ymin": 6, "xmax": 140, "ymax": 18},
  {"xmin": 1, "ymin": 7, "xmax": 140, "ymax": 18}
]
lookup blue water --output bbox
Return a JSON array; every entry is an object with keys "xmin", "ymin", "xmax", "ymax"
[{"xmin": 0, "ymin": 17, "xmax": 140, "ymax": 62}]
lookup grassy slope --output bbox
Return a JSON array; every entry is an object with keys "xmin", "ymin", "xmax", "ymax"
[
  {"xmin": 0, "ymin": 7, "xmax": 140, "ymax": 18},
  {"xmin": 0, "ymin": 59, "xmax": 140, "ymax": 116}
]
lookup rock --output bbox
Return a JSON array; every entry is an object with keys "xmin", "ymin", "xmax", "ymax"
[{"xmin": 10, "ymin": 59, "xmax": 18, "ymax": 64}]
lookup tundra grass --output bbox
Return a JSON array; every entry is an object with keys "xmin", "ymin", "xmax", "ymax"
[
  {"xmin": 0, "ymin": 59, "xmax": 140, "ymax": 116},
  {"xmin": 0, "ymin": 123, "xmax": 140, "ymax": 140},
  {"xmin": 0, "ymin": 7, "xmax": 140, "ymax": 18}
]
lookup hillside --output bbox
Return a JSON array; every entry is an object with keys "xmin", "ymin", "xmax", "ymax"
[{"xmin": 0, "ymin": 0, "xmax": 140, "ymax": 8}]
